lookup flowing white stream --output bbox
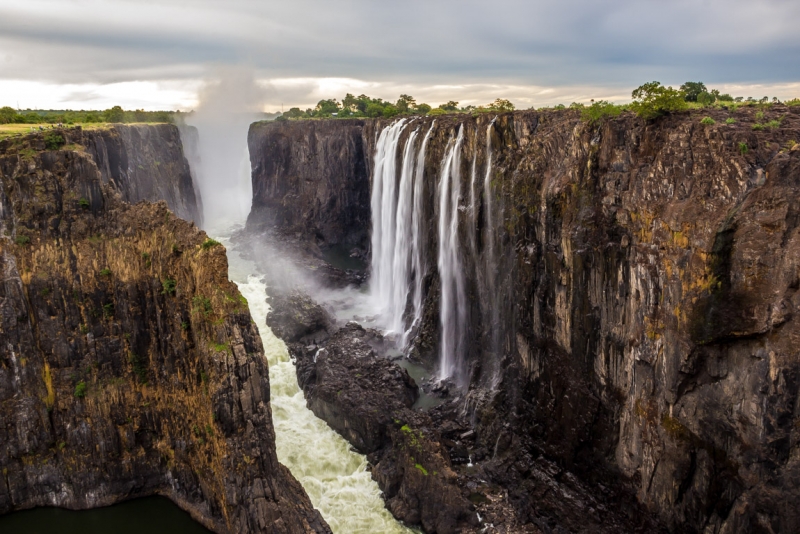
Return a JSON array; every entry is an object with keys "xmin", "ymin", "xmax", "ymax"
[
  {"xmin": 436, "ymin": 126, "xmax": 467, "ymax": 382},
  {"xmin": 409, "ymin": 123, "xmax": 435, "ymax": 341},
  {"xmin": 219, "ymin": 233, "xmax": 413, "ymax": 534}
]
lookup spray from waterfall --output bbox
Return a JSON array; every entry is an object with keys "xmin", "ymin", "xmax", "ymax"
[
  {"xmin": 185, "ymin": 66, "xmax": 266, "ymax": 232},
  {"xmin": 437, "ymin": 125, "xmax": 467, "ymax": 383}
]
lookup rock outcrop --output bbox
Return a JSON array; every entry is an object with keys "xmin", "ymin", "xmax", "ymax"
[
  {"xmin": 246, "ymin": 119, "xmax": 370, "ymax": 250},
  {"xmin": 83, "ymin": 124, "xmax": 203, "ymax": 225},
  {"xmin": 248, "ymin": 106, "xmax": 800, "ymax": 533},
  {"xmin": 0, "ymin": 129, "xmax": 329, "ymax": 533}
]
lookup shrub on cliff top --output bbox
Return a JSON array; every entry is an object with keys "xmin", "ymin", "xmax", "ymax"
[
  {"xmin": 201, "ymin": 238, "xmax": 220, "ymax": 250},
  {"xmin": 44, "ymin": 132, "xmax": 65, "ymax": 150},
  {"xmin": 630, "ymin": 82, "xmax": 688, "ymax": 119},
  {"xmin": 700, "ymin": 116, "xmax": 716, "ymax": 125},
  {"xmin": 581, "ymin": 100, "xmax": 623, "ymax": 125}
]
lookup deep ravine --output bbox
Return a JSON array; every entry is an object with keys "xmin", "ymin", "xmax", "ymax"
[{"xmin": 218, "ymin": 230, "xmax": 415, "ymax": 534}]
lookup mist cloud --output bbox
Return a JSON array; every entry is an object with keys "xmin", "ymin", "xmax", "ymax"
[{"xmin": 186, "ymin": 66, "xmax": 267, "ymax": 231}]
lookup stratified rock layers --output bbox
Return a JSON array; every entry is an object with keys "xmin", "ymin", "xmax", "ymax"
[
  {"xmin": 0, "ymin": 129, "xmax": 329, "ymax": 533},
  {"xmin": 249, "ymin": 107, "xmax": 800, "ymax": 533}
]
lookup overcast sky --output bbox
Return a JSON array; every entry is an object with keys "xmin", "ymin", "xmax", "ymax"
[{"xmin": 1, "ymin": 0, "xmax": 799, "ymax": 111}]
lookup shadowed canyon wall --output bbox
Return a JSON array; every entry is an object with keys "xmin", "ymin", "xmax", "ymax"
[
  {"xmin": 0, "ymin": 128, "xmax": 329, "ymax": 533},
  {"xmin": 248, "ymin": 107, "xmax": 800, "ymax": 533}
]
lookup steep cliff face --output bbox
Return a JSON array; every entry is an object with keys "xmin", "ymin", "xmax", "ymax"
[
  {"xmin": 249, "ymin": 107, "xmax": 800, "ymax": 532},
  {"xmin": 0, "ymin": 130, "xmax": 329, "ymax": 533},
  {"xmin": 246, "ymin": 119, "xmax": 370, "ymax": 249},
  {"xmin": 83, "ymin": 124, "xmax": 203, "ymax": 225}
]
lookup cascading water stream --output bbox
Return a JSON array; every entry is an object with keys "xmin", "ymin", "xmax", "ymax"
[
  {"xmin": 409, "ymin": 123, "xmax": 435, "ymax": 344},
  {"xmin": 390, "ymin": 127, "xmax": 419, "ymax": 339},
  {"xmin": 482, "ymin": 118, "xmax": 501, "ymax": 389},
  {"xmin": 370, "ymin": 119, "xmax": 408, "ymax": 335},
  {"xmin": 437, "ymin": 125, "xmax": 467, "ymax": 383},
  {"xmin": 369, "ymin": 120, "xmax": 470, "ymax": 383}
]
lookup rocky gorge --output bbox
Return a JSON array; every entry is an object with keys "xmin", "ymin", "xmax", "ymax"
[
  {"xmin": 248, "ymin": 105, "xmax": 800, "ymax": 533},
  {"xmin": 0, "ymin": 126, "xmax": 329, "ymax": 533}
]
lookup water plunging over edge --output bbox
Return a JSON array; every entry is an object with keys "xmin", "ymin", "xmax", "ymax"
[{"xmin": 437, "ymin": 125, "xmax": 467, "ymax": 383}]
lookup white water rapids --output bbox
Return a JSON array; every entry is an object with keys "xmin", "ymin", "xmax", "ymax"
[{"xmin": 218, "ymin": 232, "xmax": 414, "ymax": 534}]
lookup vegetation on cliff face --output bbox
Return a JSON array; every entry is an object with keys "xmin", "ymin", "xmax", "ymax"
[{"xmin": 0, "ymin": 130, "xmax": 329, "ymax": 533}]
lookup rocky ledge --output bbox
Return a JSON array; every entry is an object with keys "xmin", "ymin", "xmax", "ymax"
[
  {"xmin": 0, "ymin": 130, "xmax": 329, "ymax": 533},
  {"xmin": 288, "ymin": 323, "xmax": 664, "ymax": 534}
]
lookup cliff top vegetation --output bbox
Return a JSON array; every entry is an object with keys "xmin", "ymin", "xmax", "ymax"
[{"xmin": 275, "ymin": 82, "xmax": 800, "ymax": 124}]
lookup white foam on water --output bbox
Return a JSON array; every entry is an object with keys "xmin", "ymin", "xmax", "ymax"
[{"xmin": 220, "ymin": 234, "xmax": 414, "ymax": 534}]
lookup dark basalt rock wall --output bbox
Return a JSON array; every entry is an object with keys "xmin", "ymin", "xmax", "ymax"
[
  {"xmin": 83, "ymin": 124, "xmax": 203, "ymax": 225},
  {"xmin": 246, "ymin": 119, "xmax": 370, "ymax": 249},
  {"xmin": 0, "ymin": 130, "xmax": 329, "ymax": 533},
  {"xmin": 248, "ymin": 107, "xmax": 800, "ymax": 533}
]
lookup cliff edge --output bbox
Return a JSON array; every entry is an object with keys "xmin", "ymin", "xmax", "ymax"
[{"xmin": 0, "ymin": 129, "xmax": 329, "ymax": 533}]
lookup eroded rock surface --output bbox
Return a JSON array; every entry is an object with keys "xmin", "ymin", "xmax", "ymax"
[
  {"xmin": 250, "ymin": 106, "xmax": 800, "ymax": 533},
  {"xmin": 0, "ymin": 130, "xmax": 329, "ymax": 533},
  {"xmin": 246, "ymin": 119, "xmax": 370, "ymax": 249}
]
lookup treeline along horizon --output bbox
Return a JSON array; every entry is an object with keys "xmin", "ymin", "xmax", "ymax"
[{"xmin": 0, "ymin": 105, "xmax": 179, "ymax": 125}]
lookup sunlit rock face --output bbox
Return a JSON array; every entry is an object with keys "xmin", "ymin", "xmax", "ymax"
[
  {"xmin": 248, "ymin": 106, "xmax": 800, "ymax": 533},
  {"xmin": 0, "ymin": 127, "xmax": 329, "ymax": 534}
]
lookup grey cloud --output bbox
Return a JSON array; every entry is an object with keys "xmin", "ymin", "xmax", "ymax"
[{"xmin": 0, "ymin": 0, "xmax": 798, "ymax": 94}]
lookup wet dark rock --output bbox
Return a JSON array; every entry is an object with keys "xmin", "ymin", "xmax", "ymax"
[
  {"xmin": 267, "ymin": 291, "xmax": 334, "ymax": 345},
  {"xmin": 291, "ymin": 323, "xmax": 478, "ymax": 533},
  {"xmin": 246, "ymin": 119, "xmax": 370, "ymax": 250}
]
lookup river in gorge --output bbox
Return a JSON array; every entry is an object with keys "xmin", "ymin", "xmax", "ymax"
[{"xmin": 219, "ymin": 229, "xmax": 415, "ymax": 534}]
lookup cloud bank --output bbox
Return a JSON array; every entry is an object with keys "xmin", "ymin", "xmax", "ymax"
[{"xmin": 1, "ymin": 0, "xmax": 798, "ymax": 109}]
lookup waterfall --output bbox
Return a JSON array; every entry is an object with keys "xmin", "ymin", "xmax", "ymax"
[
  {"xmin": 369, "ymin": 120, "xmax": 469, "ymax": 383},
  {"xmin": 370, "ymin": 119, "xmax": 407, "ymax": 333},
  {"xmin": 409, "ymin": 123, "xmax": 435, "ymax": 344},
  {"xmin": 390, "ymin": 127, "xmax": 420, "ymax": 338},
  {"xmin": 437, "ymin": 125, "xmax": 467, "ymax": 382},
  {"xmin": 483, "ymin": 118, "xmax": 501, "ymax": 389}
]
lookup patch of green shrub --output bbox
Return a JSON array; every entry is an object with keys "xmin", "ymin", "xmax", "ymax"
[
  {"xmin": 44, "ymin": 132, "xmax": 65, "ymax": 150},
  {"xmin": 700, "ymin": 116, "xmax": 715, "ymax": 125},
  {"xmin": 129, "ymin": 352, "xmax": 148, "ymax": 384},
  {"xmin": 725, "ymin": 118, "xmax": 736, "ymax": 124},
  {"xmin": 581, "ymin": 100, "xmax": 623, "ymax": 125},
  {"xmin": 630, "ymin": 81, "xmax": 688, "ymax": 119},
  {"xmin": 192, "ymin": 295, "xmax": 213, "ymax": 316},
  {"xmin": 15, "ymin": 235, "xmax": 30, "ymax": 245},
  {"xmin": 201, "ymin": 238, "xmax": 220, "ymax": 250},
  {"xmin": 78, "ymin": 198, "xmax": 90, "ymax": 209},
  {"xmin": 162, "ymin": 278, "xmax": 177, "ymax": 295},
  {"xmin": 738, "ymin": 142, "xmax": 748, "ymax": 155},
  {"xmin": 99, "ymin": 268, "xmax": 112, "ymax": 276},
  {"xmin": 74, "ymin": 381, "xmax": 87, "ymax": 398}
]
